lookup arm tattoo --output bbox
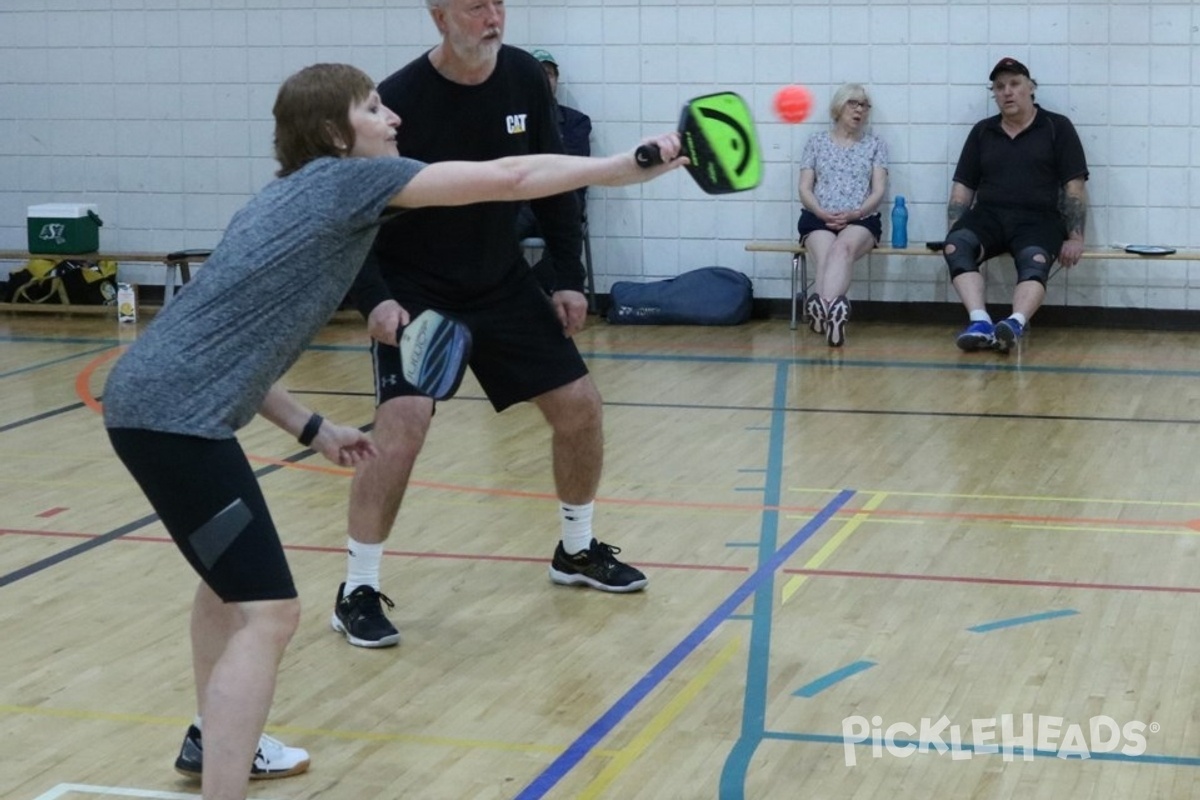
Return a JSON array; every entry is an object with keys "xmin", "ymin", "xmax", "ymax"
[
  {"xmin": 947, "ymin": 200, "xmax": 969, "ymax": 230},
  {"xmin": 1059, "ymin": 188, "xmax": 1087, "ymax": 238}
]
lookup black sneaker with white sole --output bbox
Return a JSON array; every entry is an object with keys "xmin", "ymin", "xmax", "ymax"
[
  {"xmin": 805, "ymin": 293, "xmax": 826, "ymax": 334},
  {"xmin": 825, "ymin": 295, "xmax": 850, "ymax": 347},
  {"xmin": 174, "ymin": 724, "xmax": 310, "ymax": 780},
  {"xmin": 549, "ymin": 539, "xmax": 648, "ymax": 593},
  {"xmin": 331, "ymin": 582, "xmax": 401, "ymax": 648}
]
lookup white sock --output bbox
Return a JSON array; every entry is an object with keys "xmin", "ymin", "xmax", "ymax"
[
  {"xmin": 193, "ymin": 714, "xmax": 203, "ymax": 731},
  {"xmin": 560, "ymin": 502, "xmax": 594, "ymax": 555},
  {"xmin": 345, "ymin": 539, "xmax": 383, "ymax": 595},
  {"xmin": 1009, "ymin": 312, "xmax": 1027, "ymax": 326},
  {"xmin": 969, "ymin": 309, "xmax": 992, "ymax": 323}
]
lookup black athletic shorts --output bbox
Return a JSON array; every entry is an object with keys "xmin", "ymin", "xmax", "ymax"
[
  {"xmin": 797, "ymin": 209, "xmax": 883, "ymax": 244},
  {"xmin": 107, "ymin": 428, "xmax": 296, "ymax": 603},
  {"xmin": 373, "ymin": 271, "xmax": 589, "ymax": 412},
  {"xmin": 950, "ymin": 205, "xmax": 1064, "ymax": 279}
]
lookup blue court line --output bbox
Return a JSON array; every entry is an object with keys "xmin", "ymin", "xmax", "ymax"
[
  {"xmin": 762, "ymin": 730, "xmax": 1200, "ymax": 766},
  {"xmin": 513, "ymin": 490, "xmax": 855, "ymax": 799},
  {"xmin": 719, "ymin": 362, "xmax": 800, "ymax": 800},
  {"xmin": 514, "ymin": 359, "xmax": 855, "ymax": 800},
  {"xmin": 716, "ymin": 365, "xmax": 857, "ymax": 799},
  {"xmin": 793, "ymin": 660, "xmax": 877, "ymax": 698},
  {"xmin": 968, "ymin": 609, "xmax": 1079, "ymax": 633}
]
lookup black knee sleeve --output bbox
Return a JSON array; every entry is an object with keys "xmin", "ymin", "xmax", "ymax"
[
  {"xmin": 944, "ymin": 229, "xmax": 981, "ymax": 279},
  {"xmin": 1014, "ymin": 245, "xmax": 1051, "ymax": 285}
]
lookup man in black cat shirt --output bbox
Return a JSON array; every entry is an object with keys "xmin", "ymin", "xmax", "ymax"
[{"xmin": 337, "ymin": 0, "xmax": 648, "ymax": 650}]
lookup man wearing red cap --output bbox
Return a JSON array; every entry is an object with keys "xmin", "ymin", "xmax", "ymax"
[{"xmin": 942, "ymin": 57, "xmax": 1089, "ymax": 353}]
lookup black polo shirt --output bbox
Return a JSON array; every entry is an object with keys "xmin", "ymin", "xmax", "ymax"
[{"xmin": 953, "ymin": 105, "xmax": 1089, "ymax": 213}]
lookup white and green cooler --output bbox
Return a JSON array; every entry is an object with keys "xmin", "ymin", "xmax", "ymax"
[{"xmin": 27, "ymin": 203, "xmax": 103, "ymax": 254}]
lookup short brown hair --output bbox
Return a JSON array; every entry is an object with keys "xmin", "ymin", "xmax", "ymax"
[{"xmin": 272, "ymin": 63, "xmax": 376, "ymax": 177}]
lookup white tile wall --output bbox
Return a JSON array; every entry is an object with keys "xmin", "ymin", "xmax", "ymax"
[{"xmin": 2, "ymin": 0, "xmax": 1198, "ymax": 311}]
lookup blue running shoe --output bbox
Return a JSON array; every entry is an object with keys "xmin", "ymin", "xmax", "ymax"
[
  {"xmin": 955, "ymin": 320, "xmax": 995, "ymax": 352},
  {"xmin": 993, "ymin": 317, "xmax": 1024, "ymax": 353}
]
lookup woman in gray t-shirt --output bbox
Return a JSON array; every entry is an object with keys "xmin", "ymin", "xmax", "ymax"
[
  {"xmin": 102, "ymin": 62, "xmax": 685, "ymax": 800},
  {"xmin": 795, "ymin": 83, "xmax": 889, "ymax": 347}
]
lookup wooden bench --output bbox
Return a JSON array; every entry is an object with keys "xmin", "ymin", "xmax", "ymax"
[
  {"xmin": 744, "ymin": 240, "xmax": 1200, "ymax": 329},
  {"xmin": 0, "ymin": 248, "xmax": 211, "ymax": 309}
]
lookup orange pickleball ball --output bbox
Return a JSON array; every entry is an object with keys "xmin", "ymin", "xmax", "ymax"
[{"xmin": 773, "ymin": 84, "xmax": 813, "ymax": 124}]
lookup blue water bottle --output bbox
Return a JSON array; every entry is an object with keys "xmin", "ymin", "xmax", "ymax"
[{"xmin": 891, "ymin": 195, "xmax": 908, "ymax": 249}]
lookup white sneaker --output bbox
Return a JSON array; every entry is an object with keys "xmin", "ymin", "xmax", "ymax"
[
  {"xmin": 174, "ymin": 725, "xmax": 311, "ymax": 780},
  {"xmin": 252, "ymin": 732, "xmax": 311, "ymax": 779}
]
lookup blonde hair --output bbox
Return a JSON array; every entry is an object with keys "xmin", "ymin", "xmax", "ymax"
[{"xmin": 829, "ymin": 83, "xmax": 871, "ymax": 122}]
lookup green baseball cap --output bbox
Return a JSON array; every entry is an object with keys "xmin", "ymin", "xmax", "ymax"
[{"xmin": 530, "ymin": 48, "xmax": 557, "ymax": 66}]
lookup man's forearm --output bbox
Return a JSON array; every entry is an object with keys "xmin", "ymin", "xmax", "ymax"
[
  {"xmin": 1060, "ymin": 185, "xmax": 1088, "ymax": 240},
  {"xmin": 946, "ymin": 183, "xmax": 974, "ymax": 230},
  {"xmin": 947, "ymin": 199, "xmax": 969, "ymax": 230}
]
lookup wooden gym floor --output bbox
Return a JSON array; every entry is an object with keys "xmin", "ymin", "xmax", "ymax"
[{"xmin": 2, "ymin": 311, "xmax": 1199, "ymax": 800}]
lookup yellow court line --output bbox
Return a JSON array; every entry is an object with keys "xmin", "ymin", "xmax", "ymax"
[
  {"xmin": 781, "ymin": 492, "xmax": 889, "ymax": 604},
  {"xmin": 1009, "ymin": 523, "xmax": 1200, "ymax": 537},
  {"xmin": 0, "ymin": 704, "xmax": 579, "ymax": 757},
  {"xmin": 789, "ymin": 486, "xmax": 1200, "ymax": 509},
  {"xmin": 576, "ymin": 636, "xmax": 742, "ymax": 800},
  {"xmin": 785, "ymin": 514, "xmax": 921, "ymax": 526}
]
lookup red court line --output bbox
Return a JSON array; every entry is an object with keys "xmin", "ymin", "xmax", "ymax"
[
  {"xmin": 0, "ymin": 526, "xmax": 744, "ymax": 572},
  {"xmin": 5, "ymin": 527, "xmax": 1197, "ymax": 592},
  {"xmin": 73, "ymin": 354, "xmax": 1197, "ymax": 531}
]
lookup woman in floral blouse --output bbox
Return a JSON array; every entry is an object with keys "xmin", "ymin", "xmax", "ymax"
[{"xmin": 795, "ymin": 83, "xmax": 889, "ymax": 347}]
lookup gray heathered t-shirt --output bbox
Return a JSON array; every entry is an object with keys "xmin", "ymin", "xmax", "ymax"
[{"xmin": 103, "ymin": 155, "xmax": 424, "ymax": 439}]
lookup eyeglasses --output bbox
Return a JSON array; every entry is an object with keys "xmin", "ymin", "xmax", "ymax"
[{"xmin": 846, "ymin": 99, "xmax": 871, "ymax": 110}]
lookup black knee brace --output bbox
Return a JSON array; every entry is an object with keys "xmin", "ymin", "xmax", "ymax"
[
  {"xmin": 1014, "ymin": 245, "xmax": 1051, "ymax": 285},
  {"xmin": 944, "ymin": 229, "xmax": 982, "ymax": 279}
]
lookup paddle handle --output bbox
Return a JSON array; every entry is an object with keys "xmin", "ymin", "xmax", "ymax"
[{"xmin": 635, "ymin": 143, "xmax": 662, "ymax": 168}]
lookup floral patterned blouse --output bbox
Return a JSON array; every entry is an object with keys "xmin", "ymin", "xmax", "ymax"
[{"xmin": 800, "ymin": 131, "xmax": 888, "ymax": 213}]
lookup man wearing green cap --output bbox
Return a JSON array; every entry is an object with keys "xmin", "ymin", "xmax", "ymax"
[
  {"xmin": 518, "ymin": 48, "xmax": 594, "ymax": 274},
  {"xmin": 528, "ymin": 49, "xmax": 592, "ymax": 162}
]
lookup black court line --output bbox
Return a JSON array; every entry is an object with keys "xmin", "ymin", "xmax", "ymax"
[
  {"xmin": 0, "ymin": 401, "xmax": 90, "ymax": 433},
  {"xmin": 584, "ymin": 350, "xmax": 1200, "ymax": 380},
  {"xmin": 284, "ymin": 390, "xmax": 1200, "ymax": 427},
  {"xmin": 0, "ymin": 343, "xmax": 118, "ymax": 381},
  {"xmin": 0, "ymin": 450, "xmax": 314, "ymax": 589},
  {"xmin": 0, "ymin": 514, "xmax": 161, "ymax": 588},
  {"xmin": 597, "ymin": 399, "xmax": 1200, "ymax": 427}
]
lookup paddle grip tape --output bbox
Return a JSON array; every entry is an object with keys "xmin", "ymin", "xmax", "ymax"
[{"xmin": 635, "ymin": 143, "xmax": 662, "ymax": 167}]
